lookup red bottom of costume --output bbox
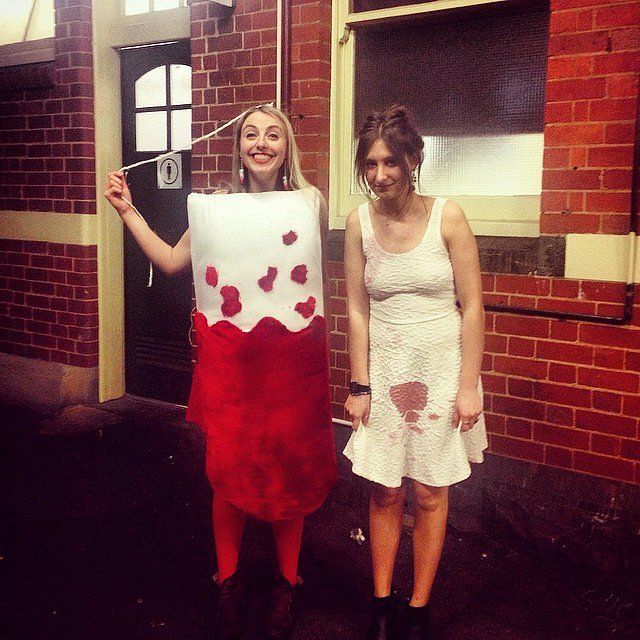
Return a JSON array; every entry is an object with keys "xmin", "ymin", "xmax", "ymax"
[{"xmin": 187, "ymin": 312, "xmax": 337, "ymax": 522}]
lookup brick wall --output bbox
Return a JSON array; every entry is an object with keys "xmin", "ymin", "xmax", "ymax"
[
  {"xmin": 0, "ymin": 0, "xmax": 98, "ymax": 367},
  {"xmin": 542, "ymin": 0, "xmax": 640, "ymax": 234},
  {"xmin": 0, "ymin": 240, "xmax": 98, "ymax": 366}
]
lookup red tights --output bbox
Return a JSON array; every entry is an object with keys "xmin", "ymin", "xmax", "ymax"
[{"xmin": 213, "ymin": 494, "xmax": 303, "ymax": 586}]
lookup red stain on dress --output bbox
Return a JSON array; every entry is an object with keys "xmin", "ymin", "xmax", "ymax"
[
  {"xmin": 282, "ymin": 230, "xmax": 298, "ymax": 245},
  {"xmin": 205, "ymin": 265, "xmax": 218, "ymax": 287},
  {"xmin": 186, "ymin": 313, "xmax": 337, "ymax": 521},
  {"xmin": 291, "ymin": 264, "xmax": 308, "ymax": 284},
  {"xmin": 295, "ymin": 296, "xmax": 316, "ymax": 318},
  {"xmin": 389, "ymin": 381, "xmax": 429, "ymax": 434},
  {"xmin": 220, "ymin": 285, "xmax": 242, "ymax": 317},
  {"xmin": 258, "ymin": 266, "xmax": 278, "ymax": 292}
]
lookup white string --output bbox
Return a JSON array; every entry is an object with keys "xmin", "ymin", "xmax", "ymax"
[
  {"xmin": 118, "ymin": 102, "xmax": 274, "ymax": 172},
  {"xmin": 117, "ymin": 102, "xmax": 274, "ymax": 286}
]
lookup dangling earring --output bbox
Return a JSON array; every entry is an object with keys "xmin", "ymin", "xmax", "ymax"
[
  {"xmin": 282, "ymin": 171, "xmax": 289, "ymax": 190},
  {"xmin": 411, "ymin": 167, "xmax": 417, "ymax": 185},
  {"xmin": 239, "ymin": 165, "xmax": 245, "ymax": 186}
]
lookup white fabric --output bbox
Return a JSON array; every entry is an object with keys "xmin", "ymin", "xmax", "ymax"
[
  {"xmin": 344, "ymin": 198, "xmax": 488, "ymax": 488},
  {"xmin": 188, "ymin": 188, "xmax": 323, "ymax": 331}
]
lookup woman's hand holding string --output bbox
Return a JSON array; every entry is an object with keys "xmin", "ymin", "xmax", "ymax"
[{"xmin": 104, "ymin": 171, "xmax": 135, "ymax": 218}]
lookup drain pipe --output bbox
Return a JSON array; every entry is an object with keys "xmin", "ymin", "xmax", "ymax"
[
  {"xmin": 485, "ymin": 73, "xmax": 640, "ymax": 325},
  {"xmin": 276, "ymin": 0, "xmax": 291, "ymax": 112}
]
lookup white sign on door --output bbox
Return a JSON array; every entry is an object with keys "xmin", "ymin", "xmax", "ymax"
[{"xmin": 157, "ymin": 153, "xmax": 182, "ymax": 190}]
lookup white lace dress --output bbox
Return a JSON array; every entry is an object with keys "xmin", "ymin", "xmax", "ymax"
[{"xmin": 343, "ymin": 198, "xmax": 488, "ymax": 488}]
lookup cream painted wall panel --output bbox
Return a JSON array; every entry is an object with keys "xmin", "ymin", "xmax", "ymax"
[
  {"xmin": 565, "ymin": 234, "xmax": 640, "ymax": 283},
  {"xmin": 0, "ymin": 211, "xmax": 98, "ymax": 244}
]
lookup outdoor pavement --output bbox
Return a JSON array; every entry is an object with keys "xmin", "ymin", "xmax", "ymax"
[{"xmin": 1, "ymin": 396, "xmax": 639, "ymax": 640}]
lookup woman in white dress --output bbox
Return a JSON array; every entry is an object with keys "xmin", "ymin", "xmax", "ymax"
[{"xmin": 343, "ymin": 105, "xmax": 487, "ymax": 640}]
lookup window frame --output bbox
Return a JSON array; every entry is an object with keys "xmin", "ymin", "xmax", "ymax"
[{"xmin": 329, "ymin": 0, "xmax": 544, "ymax": 236}]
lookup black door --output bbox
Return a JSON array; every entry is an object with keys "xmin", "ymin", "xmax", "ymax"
[{"xmin": 120, "ymin": 41, "xmax": 193, "ymax": 405}]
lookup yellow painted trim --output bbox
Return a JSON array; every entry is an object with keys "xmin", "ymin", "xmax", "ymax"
[
  {"xmin": 0, "ymin": 211, "xmax": 98, "ymax": 244},
  {"xmin": 329, "ymin": 0, "xmax": 542, "ymax": 236},
  {"xmin": 565, "ymin": 234, "xmax": 640, "ymax": 284},
  {"xmin": 329, "ymin": 194, "xmax": 540, "ymax": 237},
  {"xmin": 345, "ymin": 0, "xmax": 508, "ymax": 25}
]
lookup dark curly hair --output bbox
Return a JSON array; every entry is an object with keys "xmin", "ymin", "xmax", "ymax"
[{"xmin": 354, "ymin": 105, "xmax": 424, "ymax": 195}]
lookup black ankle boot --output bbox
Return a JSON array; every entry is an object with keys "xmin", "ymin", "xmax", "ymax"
[
  {"xmin": 402, "ymin": 602, "xmax": 431, "ymax": 640},
  {"xmin": 215, "ymin": 573, "xmax": 246, "ymax": 640},
  {"xmin": 264, "ymin": 574, "xmax": 296, "ymax": 640},
  {"xmin": 364, "ymin": 595, "xmax": 397, "ymax": 640}
]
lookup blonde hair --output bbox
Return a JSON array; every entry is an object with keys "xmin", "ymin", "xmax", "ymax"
[{"xmin": 230, "ymin": 105, "xmax": 310, "ymax": 193}]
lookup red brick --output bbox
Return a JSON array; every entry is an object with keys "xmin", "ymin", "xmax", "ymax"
[
  {"xmin": 495, "ymin": 315, "xmax": 550, "ymax": 339},
  {"xmin": 578, "ymin": 366, "xmax": 639, "ymax": 392},
  {"xmin": 507, "ymin": 378, "xmax": 535, "ymax": 399},
  {"xmin": 490, "ymin": 435, "xmax": 544, "ymax": 463},
  {"xmin": 621, "ymin": 439, "xmax": 640, "ymax": 460},
  {"xmin": 591, "ymin": 433, "xmax": 621, "ymax": 456},
  {"xmin": 546, "ymin": 404, "xmax": 575, "ymax": 426},
  {"xmin": 535, "ymin": 381, "xmax": 592, "ymax": 407},
  {"xmin": 549, "ymin": 362, "xmax": 577, "ymax": 383},
  {"xmin": 536, "ymin": 340, "xmax": 593, "ymax": 364},
  {"xmin": 494, "ymin": 355, "xmax": 548, "ymax": 380},
  {"xmin": 587, "ymin": 146, "xmax": 634, "ymax": 169},
  {"xmin": 574, "ymin": 451, "xmax": 634, "ymax": 481},
  {"xmin": 534, "ymin": 422, "xmax": 590, "ymax": 449},
  {"xmin": 548, "ymin": 30, "xmax": 610, "ymax": 56},
  {"xmin": 593, "ymin": 390, "xmax": 623, "ymax": 413},
  {"xmin": 575, "ymin": 409, "xmax": 637, "ymax": 437},
  {"xmin": 593, "ymin": 347, "xmax": 625, "ymax": 368},
  {"xmin": 579, "ymin": 324, "xmax": 640, "ymax": 349},
  {"xmin": 507, "ymin": 337, "xmax": 535, "ymax": 357},
  {"xmin": 545, "ymin": 445, "xmax": 573, "ymax": 469},
  {"xmin": 505, "ymin": 417, "xmax": 533, "ymax": 439},
  {"xmin": 485, "ymin": 334, "xmax": 507, "ymax": 354},
  {"xmin": 492, "ymin": 396, "xmax": 545, "ymax": 421}
]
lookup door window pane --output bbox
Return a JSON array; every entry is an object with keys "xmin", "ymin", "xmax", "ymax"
[
  {"xmin": 125, "ymin": 0, "xmax": 150, "ymax": 15},
  {"xmin": 136, "ymin": 112, "xmax": 167, "ymax": 151},
  {"xmin": 171, "ymin": 109, "xmax": 192, "ymax": 151},
  {"xmin": 135, "ymin": 66, "xmax": 167, "ymax": 108},
  {"xmin": 170, "ymin": 64, "xmax": 191, "ymax": 105}
]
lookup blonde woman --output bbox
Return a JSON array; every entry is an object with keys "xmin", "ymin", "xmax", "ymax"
[{"xmin": 105, "ymin": 105, "xmax": 336, "ymax": 640}]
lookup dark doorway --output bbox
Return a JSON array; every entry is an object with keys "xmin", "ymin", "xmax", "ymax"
[{"xmin": 120, "ymin": 41, "xmax": 193, "ymax": 405}]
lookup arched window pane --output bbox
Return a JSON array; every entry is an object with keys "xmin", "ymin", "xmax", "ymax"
[
  {"xmin": 136, "ymin": 112, "xmax": 167, "ymax": 152},
  {"xmin": 171, "ymin": 109, "xmax": 192, "ymax": 151},
  {"xmin": 170, "ymin": 64, "xmax": 191, "ymax": 105},
  {"xmin": 125, "ymin": 0, "xmax": 150, "ymax": 15},
  {"xmin": 135, "ymin": 66, "xmax": 166, "ymax": 109}
]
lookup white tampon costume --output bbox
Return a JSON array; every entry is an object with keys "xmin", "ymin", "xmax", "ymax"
[{"xmin": 186, "ymin": 188, "xmax": 337, "ymax": 521}]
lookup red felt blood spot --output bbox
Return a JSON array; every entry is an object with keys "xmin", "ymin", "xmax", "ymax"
[
  {"xmin": 220, "ymin": 285, "xmax": 242, "ymax": 317},
  {"xmin": 290, "ymin": 264, "xmax": 308, "ymax": 284},
  {"xmin": 282, "ymin": 230, "xmax": 298, "ymax": 245},
  {"xmin": 258, "ymin": 266, "xmax": 278, "ymax": 292},
  {"xmin": 205, "ymin": 265, "xmax": 218, "ymax": 287},
  {"xmin": 294, "ymin": 296, "xmax": 316, "ymax": 319}
]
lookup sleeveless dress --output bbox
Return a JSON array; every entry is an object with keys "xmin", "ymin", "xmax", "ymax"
[
  {"xmin": 186, "ymin": 188, "xmax": 337, "ymax": 521},
  {"xmin": 343, "ymin": 198, "xmax": 488, "ymax": 488}
]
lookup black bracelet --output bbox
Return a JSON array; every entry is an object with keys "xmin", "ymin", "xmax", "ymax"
[{"xmin": 350, "ymin": 381, "xmax": 371, "ymax": 396}]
